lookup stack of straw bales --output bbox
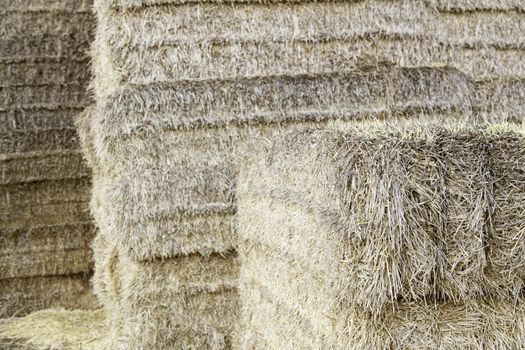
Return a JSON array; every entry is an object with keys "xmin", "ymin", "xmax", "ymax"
[
  {"xmin": 236, "ymin": 124, "xmax": 525, "ymax": 348},
  {"xmin": 84, "ymin": 0, "xmax": 525, "ymax": 347},
  {"xmin": 1, "ymin": 0, "xmax": 96, "ymax": 316}
]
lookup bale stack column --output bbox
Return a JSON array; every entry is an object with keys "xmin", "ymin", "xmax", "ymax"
[{"xmin": 0, "ymin": 0, "xmax": 96, "ymax": 317}]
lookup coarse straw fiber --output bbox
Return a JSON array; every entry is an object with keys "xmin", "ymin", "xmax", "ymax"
[
  {"xmin": 0, "ymin": 308, "xmax": 106, "ymax": 350},
  {"xmin": 0, "ymin": 222, "xmax": 95, "ymax": 279},
  {"xmin": 1, "ymin": 202, "xmax": 91, "ymax": 232},
  {"xmin": 0, "ymin": 34, "xmax": 92, "ymax": 63},
  {"xmin": 91, "ymin": 232, "xmax": 120, "ymax": 310},
  {"xmin": 0, "ymin": 128, "xmax": 81, "ymax": 155},
  {"xmin": 0, "ymin": 177, "xmax": 90, "ymax": 209},
  {"xmin": 87, "ymin": 147, "xmax": 237, "ymax": 261},
  {"xmin": 108, "ymin": 288, "xmax": 239, "ymax": 350},
  {"xmin": 0, "ymin": 273, "xmax": 96, "ymax": 318},
  {"xmin": 107, "ymin": 0, "xmax": 525, "ymax": 11},
  {"xmin": 487, "ymin": 130, "xmax": 525, "ymax": 296},
  {"xmin": 428, "ymin": 0, "xmax": 525, "ymax": 11},
  {"xmin": 92, "ymin": 66, "xmax": 479, "ymax": 168},
  {"xmin": 0, "ymin": 61, "xmax": 91, "ymax": 88},
  {"xmin": 476, "ymin": 78, "xmax": 525, "ymax": 124},
  {"xmin": 236, "ymin": 123, "xmax": 525, "ymax": 316},
  {"xmin": 87, "ymin": 66, "xmax": 486, "ymax": 261},
  {"xmin": 97, "ymin": 0, "xmax": 525, "ymax": 83},
  {"xmin": 0, "ymin": 11, "xmax": 94, "ymax": 37},
  {"xmin": 3, "ymin": 0, "xmax": 92, "ymax": 13},
  {"xmin": 0, "ymin": 107, "xmax": 84, "ymax": 131},
  {"xmin": 0, "ymin": 84, "xmax": 89, "ymax": 110},
  {"xmin": 1, "ymin": 151, "xmax": 90, "ymax": 185},
  {"xmin": 237, "ymin": 252, "xmax": 525, "ymax": 349},
  {"xmin": 97, "ymin": 243, "xmax": 239, "ymax": 349}
]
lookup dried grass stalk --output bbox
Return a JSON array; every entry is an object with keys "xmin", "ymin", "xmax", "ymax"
[
  {"xmin": 0, "ymin": 222, "xmax": 95, "ymax": 279},
  {"xmin": 0, "ymin": 309, "xmax": 106, "ymax": 350},
  {"xmin": 1, "ymin": 202, "xmax": 91, "ymax": 231},
  {"xmin": 99, "ymin": 247, "xmax": 239, "ymax": 349},
  {"xmin": 0, "ymin": 273, "xmax": 96, "ymax": 317},
  {"xmin": 0, "ymin": 128, "xmax": 81, "ymax": 156},
  {"xmin": 3, "ymin": 0, "xmax": 92, "ymax": 12},
  {"xmin": 237, "ymin": 124, "xmax": 525, "ymax": 317},
  {"xmin": 0, "ymin": 84, "xmax": 89, "ymax": 110},
  {"xmin": 98, "ymin": 1, "xmax": 525, "ymax": 82},
  {"xmin": 0, "ymin": 151, "xmax": 90, "ymax": 185},
  {"xmin": 0, "ymin": 177, "xmax": 90, "ymax": 209},
  {"xmin": 0, "ymin": 107, "xmax": 82, "ymax": 132},
  {"xmin": 487, "ymin": 131, "xmax": 525, "ymax": 296}
]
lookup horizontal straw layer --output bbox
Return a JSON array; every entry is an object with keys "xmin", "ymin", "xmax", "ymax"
[
  {"xmin": 0, "ymin": 273, "xmax": 96, "ymax": 318},
  {"xmin": 0, "ymin": 221, "xmax": 95, "ymax": 278},
  {"xmin": 1, "ymin": 151, "xmax": 90, "ymax": 184},
  {"xmin": 106, "ymin": 0, "xmax": 525, "ymax": 12},
  {"xmin": 96, "ymin": 0, "xmax": 525, "ymax": 84}
]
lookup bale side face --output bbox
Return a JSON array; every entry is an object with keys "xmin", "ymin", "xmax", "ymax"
[{"xmin": 237, "ymin": 125, "xmax": 525, "ymax": 316}]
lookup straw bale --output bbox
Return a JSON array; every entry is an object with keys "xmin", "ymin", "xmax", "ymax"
[
  {"xmin": 238, "ymin": 125, "xmax": 525, "ymax": 315},
  {"xmin": 92, "ymin": 67, "xmax": 475, "ymax": 168},
  {"xmin": 103, "ymin": 2, "xmax": 433, "ymax": 50},
  {"xmin": 0, "ymin": 12, "xmax": 94, "ymax": 37},
  {"xmin": 0, "ymin": 221, "xmax": 95, "ymax": 278},
  {"xmin": 3, "ymin": 0, "xmax": 92, "ymax": 12},
  {"xmin": 92, "ymin": 227, "xmax": 238, "ymax": 304},
  {"xmin": 438, "ymin": 10, "xmax": 525, "ymax": 49},
  {"xmin": 0, "ymin": 107, "xmax": 82, "ymax": 131},
  {"xmin": 238, "ymin": 128, "xmax": 447, "ymax": 314},
  {"xmin": 428, "ymin": 0, "xmax": 525, "ymax": 12},
  {"xmin": 0, "ymin": 84, "xmax": 89, "ymax": 110},
  {"xmin": 0, "ymin": 61, "xmax": 91, "ymax": 88},
  {"xmin": 0, "ymin": 177, "xmax": 90, "ymax": 209},
  {"xmin": 238, "ymin": 237, "xmax": 525, "ymax": 348},
  {"xmin": 98, "ymin": 1, "xmax": 525, "ymax": 83},
  {"xmin": 476, "ymin": 78, "xmax": 525, "ymax": 124},
  {"xmin": 1, "ymin": 151, "xmax": 90, "ymax": 185},
  {"xmin": 0, "ymin": 309, "xmax": 106, "ymax": 350},
  {"xmin": 105, "ymin": 0, "xmax": 350, "ymax": 8},
  {"xmin": 116, "ymin": 250, "xmax": 238, "ymax": 295},
  {"xmin": 100, "ymin": 249, "xmax": 239, "ymax": 349},
  {"xmin": 487, "ymin": 130, "xmax": 525, "ymax": 296},
  {"xmin": 0, "ymin": 128, "xmax": 81, "ymax": 156},
  {"xmin": 238, "ymin": 275, "xmax": 525, "ymax": 349},
  {"xmin": 0, "ymin": 250, "xmax": 93, "ymax": 281},
  {"xmin": 103, "ymin": 1, "xmax": 523, "ymax": 51},
  {"xmin": 1, "ymin": 202, "xmax": 91, "ymax": 231},
  {"xmin": 0, "ymin": 34, "xmax": 92, "ymax": 63},
  {"xmin": 111, "ymin": 38, "xmax": 525, "ymax": 86},
  {"xmin": 0, "ymin": 274, "xmax": 96, "ymax": 317},
  {"xmin": 109, "ymin": 289, "xmax": 239, "ymax": 350}
]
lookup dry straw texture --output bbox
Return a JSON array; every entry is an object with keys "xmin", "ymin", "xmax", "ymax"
[
  {"xmin": 1, "ymin": 0, "xmax": 96, "ymax": 316},
  {"xmin": 0, "ymin": 308, "xmax": 106, "ymax": 350},
  {"xmin": 86, "ymin": 0, "xmax": 525, "ymax": 348},
  {"xmin": 236, "ymin": 123, "xmax": 525, "ymax": 348},
  {"xmin": 98, "ymin": 0, "xmax": 525, "ymax": 85},
  {"xmin": 0, "ymin": 274, "xmax": 96, "ymax": 318},
  {"xmin": 90, "ymin": 229, "xmax": 239, "ymax": 349},
  {"xmin": 88, "ymin": 65, "xmax": 503, "ymax": 263}
]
